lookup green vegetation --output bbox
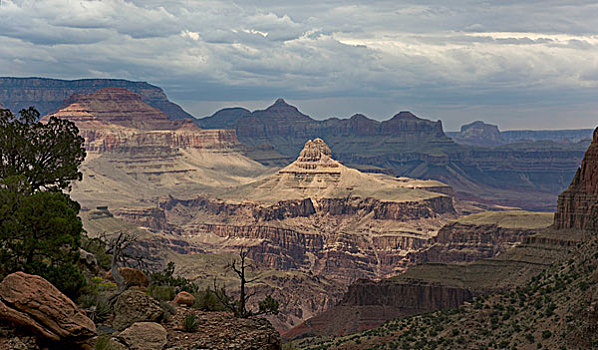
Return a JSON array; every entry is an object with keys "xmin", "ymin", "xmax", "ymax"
[
  {"xmin": 0, "ymin": 107, "xmax": 87, "ymax": 298},
  {"xmin": 295, "ymin": 232, "xmax": 598, "ymax": 350},
  {"xmin": 0, "ymin": 107, "xmax": 86, "ymax": 192},
  {"xmin": 183, "ymin": 314, "xmax": 200, "ymax": 332}
]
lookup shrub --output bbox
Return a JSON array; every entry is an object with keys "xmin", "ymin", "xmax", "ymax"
[
  {"xmin": 149, "ymin": 284, "xmax": 176, "ymax": 301},
  {"xmin": 193, "ymin": 288, "xmax": 227, "ymax": 311},
  {"xmin": 160, "ymin": 300, "xmax": 176, "ymax": 322},
  {"xmin": 541, "ymin": 330, "xmax": 552, "ymax": 339},
  {"xmin": 183, "ymin": 314, "xmax": 199, "ymax": 332}
]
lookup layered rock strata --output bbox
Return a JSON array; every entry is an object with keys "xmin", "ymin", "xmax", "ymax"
[
  {"xmin": 110, "ymin": 139, "xmax": 456, "ymax": 331},
  {"xmin": 200, "ymin": 99, "xmax": 588, "ymax": 211},
  {"xmin": 286, "ymin": 227, "xmax": 582, "ymax": 339},
  {"xmin": 0, "ymin": 77, "xmax": 193, "ymax": 120},
  {"xmin": 45, "ymin": 87, "xmax": 267, "ymax": 209},
  {"xmin": 554, "ymin": 127, "xmax": 598, "ymax": 229},
  {"xmin": 44, "ymin": 87, "xmax": 239, "ymax": 153}
]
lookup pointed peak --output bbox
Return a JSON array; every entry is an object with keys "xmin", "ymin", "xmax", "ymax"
[
  {"xmin": 273, "ymin": 98, "xmax": 289, "ymax": 106},
  {"xmin": 293, "ymin": 138, "xmax": 337, "ymax": 170},
  {"xmin": 392, "ymin": 111, "xmax": 420, "ymax": 120},
  {"xmin": 350, "ymin": 114, "xmax": 370, "ymax": 121}
]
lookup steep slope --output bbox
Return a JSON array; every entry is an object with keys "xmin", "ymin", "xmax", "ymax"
[
  {"xmin": 298, "ymin": 232, "xmax": 597, "ymax": 350},
  {"xmin": 199, "ymin": 100, "xmax": 588, "ymax": 211},
  {"xmin": 0, "ymin": 77, "xmax": 194, "ymax": 120},
  {"xmin": 554, "ymin": 128, "xmax": 598, "ymax": 230}
]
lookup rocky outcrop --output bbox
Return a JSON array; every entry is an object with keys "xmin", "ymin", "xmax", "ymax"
[
  {"xmin": 409, "ymin": 222, "xmax": 539, "ymax": 264},
  {"xmin": 450, "ymin": 121, "xmax": 505, "ymax": 147},
  {"xmin": 0, "ymin": 272, "xmax": 96, "ymax": 346},
  {"xmin": 43, "ymin": 88, "xmax": 240, "ymax": 153},
  {"xmin": 173, "ymin": 291, "xmax": 195, "ymax": 307},
  {"xmin": 554, "ymin": 127, "xmax": 598, "ymax": 230},
  {"xmin": 112, "ymin": 290, "xmax": 164, "ymax": 330},
  {"xmin": 0, "ymin": 77, "xmax": 193, "ymax": 120}
]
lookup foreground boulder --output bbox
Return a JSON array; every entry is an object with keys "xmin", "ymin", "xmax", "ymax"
[
  {"xmin": 116, "ymin": 322, "xmax": 167, "ymax": 350},
  {"xmin": 113, "ymin": 290, "xmax": 163, "ymax": 330},
  {"xmin": 0, "ymin": 272, "xmax": 96, "ymax": 346}
]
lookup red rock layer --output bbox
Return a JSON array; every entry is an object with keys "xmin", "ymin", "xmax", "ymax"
[
  {"xmin": 554, "ymin": 127, "xmax": 598, "ymax": 229},
  {"xmin": 43, "ymin": 88, "xmax": 241, "ymax": 152}
]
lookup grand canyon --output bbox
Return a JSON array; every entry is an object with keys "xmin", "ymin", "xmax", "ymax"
[
  {"xmin": 1, "ymin": 1, "xmax": 598, "ymax": 346},
  {"xmin": 1, "ymin": 74, "xmax": 596, "ymax": 350}
]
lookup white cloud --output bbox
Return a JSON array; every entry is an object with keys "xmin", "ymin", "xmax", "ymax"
[{"xmin": 0, "ymin": 0, "xmax": 597, "ymax": 128}]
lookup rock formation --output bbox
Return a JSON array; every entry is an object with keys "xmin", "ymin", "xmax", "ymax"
[
  {"xmin": 0, "ymin": 77, "xmax": 193, "ymax": 120},
  {"xmin": 200, "ymin": 99, "xmax": 588, "ymax": 211},
  {"xmin": 0, "ymin": 272, "xmax": 96, "ymax": 346},
  {"xmin": 44, "ymin": 87, "xmax": 239, "ymax": 153},
  {"xmin": 112, "ymin": 290, "xmax": 164, "ymax": 330},
  {"xmin": 554, "ymin": 127, "xmax": 598, "ymax": 230},
  {"xmin": 450, "ymin": 120, "xmax": 505, "ymax": 147},
  {"xmin": 108, "ymin": 138, "xmax": 455, "ymax": 331},
  {"xmin": 114, "ymin": 322, "xmax": 167, "ymax": 350},
  {"xmin": 43, "ymin": 87, "xmax": 268, "ymax": 209},
  {"xmin": 286, "ymin": 212, "xmax": 574, "ymax": 339}
]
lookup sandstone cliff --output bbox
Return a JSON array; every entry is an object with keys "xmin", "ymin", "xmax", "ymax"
[
  {"xmin": 0, "ymin": 77, "xmax": 193, "ymax": 120},
  {"xmin": 554, "ymin": 127, "xmax": 598, "ymax": 230}
]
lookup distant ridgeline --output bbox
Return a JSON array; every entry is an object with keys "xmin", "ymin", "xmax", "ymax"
[
  {"xmin": 0, "ymin": 77, "xmax": 590, "ymax": 211},
  {"xmin": 0, "ymin": 77, "xmax": 194, "ymax": 121},
  {"xmin": 447, "ymin": 120, "xmax": 593, "ymax": 147},
  {"xmin": 199, "ymin": 99, "xmax": 589, "ymax": 211}
]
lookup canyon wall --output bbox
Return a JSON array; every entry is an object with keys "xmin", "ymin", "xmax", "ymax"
[
  {"xmin": 554, "ymin": 128, "xmax": 598, "ymax": 230},
  {"xmin": 409, "ymin": 222, "xmax": 540, "ymax": 264}
]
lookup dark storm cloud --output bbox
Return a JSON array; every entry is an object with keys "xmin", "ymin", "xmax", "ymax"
[{"xmin": 0, "ymin": 0, "xmax": 596, "ymax": 129}]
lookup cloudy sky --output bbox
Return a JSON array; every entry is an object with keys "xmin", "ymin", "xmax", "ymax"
[{"xmin": 1, "ymin": 0, "xmax": 597, "ymax": 130}]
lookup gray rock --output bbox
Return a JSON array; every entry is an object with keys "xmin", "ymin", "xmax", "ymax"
[
  {"xmin": 113, "ymin": 290, "xmax": 163, "ymax": 330},
  {"xmin": 117, "ymin": 322, "xmax": 167, "ymax": 350}
]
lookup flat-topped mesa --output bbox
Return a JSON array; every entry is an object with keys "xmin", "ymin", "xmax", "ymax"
[
  {"xmin": 554, "ymin": 127, "xmax": 598, "ymax": 229},
  {"xmin": 291, "ymin": 138, "xmax": 340, "ymax": 171}
]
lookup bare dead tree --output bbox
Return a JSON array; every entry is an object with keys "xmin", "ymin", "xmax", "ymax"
[
  {"xmin": 212, "ymin": 247, "xmax": 278, "ymax": 318},
  {"xmin": 99, "ymin": 231, "xmax": 149, "ymax": 293}
]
